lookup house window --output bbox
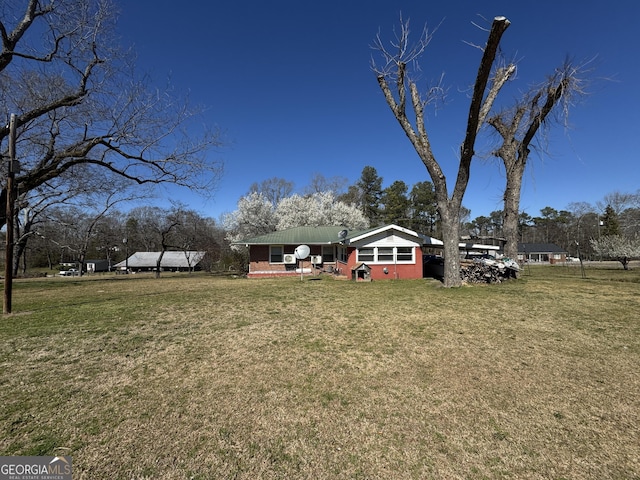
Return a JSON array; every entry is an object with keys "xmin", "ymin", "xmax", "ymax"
[
  {"xmin": 553, "ymin": 253, "xmax": 562, "ymax": 260},
  {"xmin": 337, "ymin": 246, "xmax": 347, "ymax": 262},
  {"xmin": 397, "ymin": 247, "xmax": 413, "ymax": 261},
  {"xmin": 377, "ymin": 247, "xmax": 394, "ymax": 262},
  {"xmin": 322, "ymin": 245, "xmax": 335, "ymax": 262},
  {"xmin": 357, "ymin": 248, "xmax": 374, "ymax": 262},
  {"xmin": 270, "ymin": 245, "xmax": 283, "ymax": 263},
  {"xmin": 356, "ymin": 246, "xmax": 415, "ymax": 263}
]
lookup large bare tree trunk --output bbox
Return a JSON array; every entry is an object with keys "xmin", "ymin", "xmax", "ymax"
[
  {"xmin": 373, "ymin": 16, "xmax": 511, "ymax": 286},
  {"xmin": 438, "ymin": 205, "xmax": 462, "ymax": 287},
  {"xmin": 502, "ymin": 157, "xmax": 526, "ymax": 260}
]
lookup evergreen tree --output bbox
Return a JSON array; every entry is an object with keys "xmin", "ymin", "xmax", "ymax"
[
  {"xmin": 601, "ymin": 204, "xmax": 621, "ymax": 236},
  {"xmin": 518, "ymin": 212, "xmax": 534, "ymax": 243},
  {"xmin": 489, "ymin": 210, "xmax": 504, "ymax": 237},
  {"xmin": 357, "ymin": 166, "xmax": 383, "ymax": 226},
  {"xmin": 381, "ymin": 181, "xmax": 410, "ymax": 227},
  {"xmin": 469, "ymin": 216, "xmax": 491, "ymax": 237},
  {"xmin": 336, "ymin": 185, "xmax": 361, "ymax": 207},
  {"xmin": 409, "ymin": 181, "xmax": 438, "ymax": 235}
]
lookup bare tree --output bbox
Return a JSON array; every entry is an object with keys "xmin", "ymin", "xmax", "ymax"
[
  {"xmin": 566, "ymin": 201, "xmax": 597, "ymax": 258},
  {"xmin": 170, "ymin": 207, "xmax": 221, "ymax": 273},
  {"xmin": 597, "ymin": 191, "xmax": 638, "ymax": 216},
  {"xmin": 12, "ymin": 186, "xmax": 71, "ymax": 275},
  {"xmin": 372, "ymin": 16, "xmax": 512, "ymax": 287},
  {"xmin": 12, "ymin": 163, "xmax": 147, "ymax": 274},
  {"xmin": 126, "ymin": 205, "xmax": 183, "ymax": 278},
  {"xmin": 154, "ymin": 210, "xmax": 182, "ymax": 279},
  {"xmin": 74, "ymin": 192, "xmax": 139, "ymax": 276},
  {"xmin": 489, "ymin": 60, "xmax": 588, "ymax": 259},
  {"xmin": 247, "ymin": 177, "xmax": 294, "ymax": 206},
  {"xmin": 36, "ymin": 187, "xmax": 142, "ymax": 275},
  {"xmin": 0, "ymin": 0, "xmax": 224, "ymax": 228},
  {"xmin": 303, "ymin": 173, "xmax": 349, "ymax": 196}
]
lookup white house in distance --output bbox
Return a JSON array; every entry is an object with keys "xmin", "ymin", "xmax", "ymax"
[{"xmin": 114, "ymin": 251, "xmax": 206, "ymax": 272}]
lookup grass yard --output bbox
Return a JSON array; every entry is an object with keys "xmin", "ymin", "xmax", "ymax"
[{"xmin": 1, "ymin": 266, "xmax": 639, "ymax": 479}]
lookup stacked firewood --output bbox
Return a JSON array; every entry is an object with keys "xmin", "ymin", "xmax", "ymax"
[{"xmin": 460, "ymin": 258, "xmax": 519, "ymax": 284}]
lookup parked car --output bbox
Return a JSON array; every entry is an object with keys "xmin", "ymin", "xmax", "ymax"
[{"xmin": 59, "ymin": 268, "xmax": 79, "ymax": 276}]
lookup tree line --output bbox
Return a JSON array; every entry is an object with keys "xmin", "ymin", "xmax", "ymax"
[
  {"xmin": 2, "ymin": 165, "xmax": 638, "ymax": 275},
  {"xmin": 10, "ymin": 203, "xmax": 229, "ymax": 276},
  {"xmin": 227, "ymin": 171, "xmax": 640, "ymax": 267}
]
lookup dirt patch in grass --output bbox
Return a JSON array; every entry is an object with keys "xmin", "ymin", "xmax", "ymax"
[{"xmin": 1, "ymin": 271, "xmax": 639, "ymax": 478}]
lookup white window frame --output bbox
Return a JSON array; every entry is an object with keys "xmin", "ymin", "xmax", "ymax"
[
  {"xmin": 357, "ymin": 247, "xmax": 375, "ymax": 262},
  {"xmin": 396, "ymin": 246, "xmax": 413, "ymax": 262},
  {"xmin": 377, "ymin": 247, "xmax": 394, "ymax": 262},
  {"xmin": 356, "ymin": 246, "xmax": 415, "ymax": 264}
]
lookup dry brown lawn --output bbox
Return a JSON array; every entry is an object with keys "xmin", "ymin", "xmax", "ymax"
[{"xmin": 1, "ymin": 265, "xmax": 639, "ymax": 479}]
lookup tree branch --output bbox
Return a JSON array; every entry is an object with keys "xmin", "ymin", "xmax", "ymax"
[{"xmin": 460, "ymin": 16, "xmax": 511, "ymax": 164}]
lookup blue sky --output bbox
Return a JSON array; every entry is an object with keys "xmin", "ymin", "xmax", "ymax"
[{"xmin": 116, "ymin": 1, "xmax": 639, "ymax": 221}]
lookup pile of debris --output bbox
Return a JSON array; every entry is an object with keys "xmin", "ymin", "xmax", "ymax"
[{"xmin": 460, "ymin": 257, "xmax": 520, "ymax": 284}]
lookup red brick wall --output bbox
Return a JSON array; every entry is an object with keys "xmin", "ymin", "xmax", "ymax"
[
  {"xmin": 345, "ymin": 246, "xmax": 423, "ymax": 280},
  {"xmin": 248, "ymin": 244, "xmax": 424, "ymax": 280},
  {"xmin": 248, "ymin": 245, "xmax": 317, "ymax": 278},
  {"xmin": 248, "ymin": 245, "xmax": 292, "ymax": 276}
]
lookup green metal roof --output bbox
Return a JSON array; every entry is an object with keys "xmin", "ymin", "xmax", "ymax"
[{"xmin": 237, "ymin": 226, "xmax": 366, "ymax": 245}]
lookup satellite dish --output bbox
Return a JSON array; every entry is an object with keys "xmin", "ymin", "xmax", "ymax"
[
  {"xmin": 294, "ymin": 245, "xmax": 310, "ymax": 260},
  {"xmin": 338, "ymin": 229, "xmax": 348, "ymax": 240}
]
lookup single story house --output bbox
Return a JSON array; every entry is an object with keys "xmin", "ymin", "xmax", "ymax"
[
  {"xmin": 114, "ymin": 251, "xmax": 206, "ymax": 272},
  {"xmin": 518, "ymin": 243, "xmax": 567, "ymax": 264},
  {"xmin": 237, "ymin": 224, "xmax": 443, "ymax": 280}
]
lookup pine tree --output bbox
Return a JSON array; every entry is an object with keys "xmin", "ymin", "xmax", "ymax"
[
  {"xmin": 381, "ymin": 181, "xmax": 411, "ymax": 227},
  {"xmin": 357, "ymin": 166, "xmax": 383, "ymax": 226},
  {"xmin": 409, "ymin": 181, "xmax": 438, "ymax": 235},
  {"xmin": 601, "ymin": 204, "xmax": 621, "ymax": 236}
]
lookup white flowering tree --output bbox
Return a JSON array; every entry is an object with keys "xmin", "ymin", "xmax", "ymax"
[
  {"xmin": 275, "ymin": 192, "xmax": 369, "ymax": 230},
  {"xmin": 223, "ymin": 192, "xmax": 276, "ymax": 246},
  {"xmin": 223, "ymin": 191, "xmax": 368, "ymax": 272},
  {"xmin": 590, "ymin": 235, "xmax": 640, "ymax": 270}
]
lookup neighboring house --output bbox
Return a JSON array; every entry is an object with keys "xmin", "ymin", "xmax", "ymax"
[
  {"xmin": 237, "ymin": 224, "xmax": 443, "ymax": 280},
  {"xmin": 518, "ymin": 243, "xmax": 567, "ymax": 264},
  {"xmin": 114, "ymin": 251, "xmax": 206, "ymax": 272}
]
